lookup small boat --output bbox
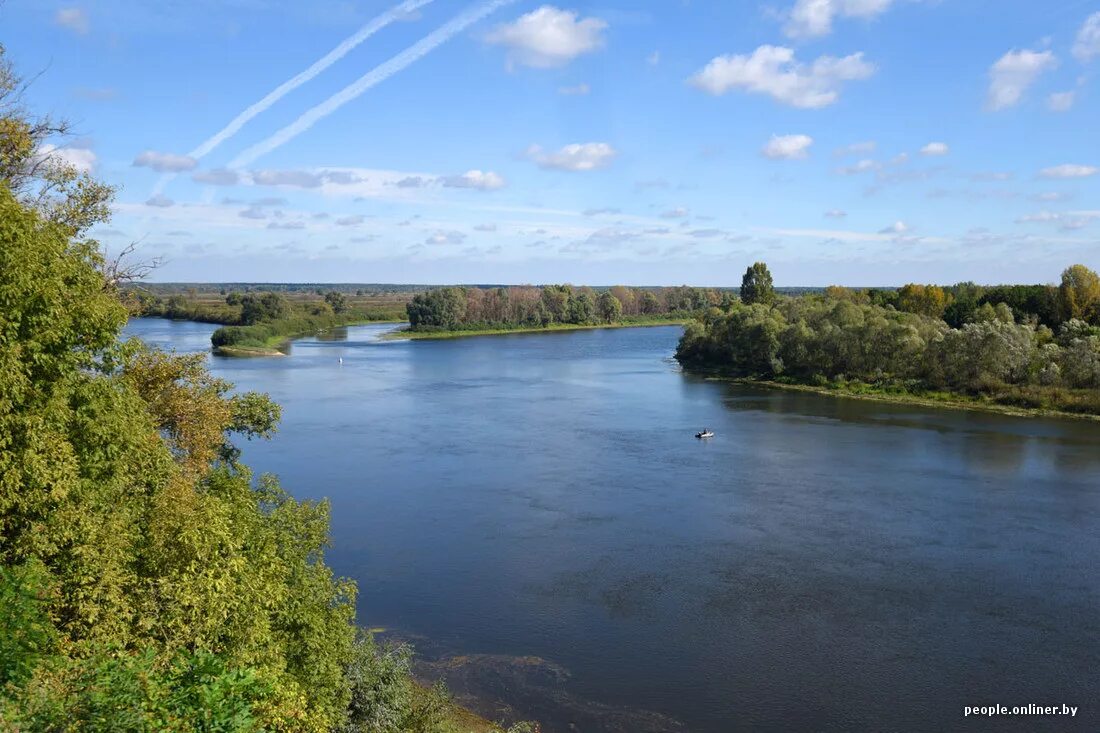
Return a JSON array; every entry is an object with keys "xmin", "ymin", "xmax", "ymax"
[{"xmin": 695, "ymin": 429, "xmax": 714, "ymax": 439}]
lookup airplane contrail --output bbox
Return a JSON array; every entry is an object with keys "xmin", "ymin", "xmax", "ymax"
[
  {"xmin": 152, "ymin": 0, "xmax": 433, "ymax": 194},
  {"xmin": 228, "ymin": 0, "xmax": 516, "ymax": 170}
]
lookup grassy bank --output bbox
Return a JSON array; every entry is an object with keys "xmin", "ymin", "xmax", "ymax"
[
  {"xmin": 702, "ymin": 374, "xmax": 1100, "ymax": 421},
  {"xmin": 390, "ymin": 317, "xmax": 688, "ymax": 340},
  {"xmin": 211, "ymin": 315, "xmax": 403, "ymax": 356}
]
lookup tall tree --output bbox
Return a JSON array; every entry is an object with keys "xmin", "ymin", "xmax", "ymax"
[
  {"xmin": 740, "ymin": 262, "xmax": 775, "ymax": 305},
  {"xmin": 1060, "ymin": 264, "xmax": 1100, "ymax": 324}
]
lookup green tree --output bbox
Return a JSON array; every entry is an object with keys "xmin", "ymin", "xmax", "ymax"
[
  {"xmin": 325, "ymin": 290, "xmax": 349, "ymax": 314},
  {"xmin": 597, "ymin": 292, "xmax": 623, "ymax": 323},
  {"xmin": 740, "ymin": 262, "xmax": 775, "ymax": 305}
]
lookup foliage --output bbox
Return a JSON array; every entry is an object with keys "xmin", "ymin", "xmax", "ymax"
[
  {"xmin": 1060, "ymin": 264, "xmax": 1100, "ymax": 323},
  {"xmin": 740, "ymin": 262, "xmax": 775, "ymax": 305},
  {"xmin": 406, "ymin": 284, "xmax": 716, "ymax": 332},
  {"xmin": 677, "ymin": 288, "xmax": 1100, "ymax": 415}
]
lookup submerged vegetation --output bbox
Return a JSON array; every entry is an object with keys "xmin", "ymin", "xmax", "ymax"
[
  {"xmin": 677, "ymin": 262, "xmax": 1100, "ymax": 416},
  {"xmin": 0, "ymin": 47, "xmax": 526, "ymax": 732}
]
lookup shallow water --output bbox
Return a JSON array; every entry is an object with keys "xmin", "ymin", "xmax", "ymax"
[{"xmin": 125, "ymin": 318, "xmax": 1100, "ymax": 732}]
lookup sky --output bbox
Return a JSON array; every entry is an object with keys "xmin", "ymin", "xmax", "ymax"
[{"xmin": 5, "ymin": 0, "xmax": 1100, "ymax": 285}]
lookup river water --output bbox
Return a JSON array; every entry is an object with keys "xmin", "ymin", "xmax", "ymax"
[{"xmin": 124, "ymin": 318, "xmax": 1100, "ymax": 732}]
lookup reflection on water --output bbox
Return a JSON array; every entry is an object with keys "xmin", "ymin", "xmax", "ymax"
[{"xmin": 123, "ymin": 318, "xmax": 1100, "ymax": 733}]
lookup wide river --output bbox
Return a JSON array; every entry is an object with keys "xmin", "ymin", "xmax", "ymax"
[{"xmin": 124, "ymin": 318, "xmax": 1099, "ymax": 732}]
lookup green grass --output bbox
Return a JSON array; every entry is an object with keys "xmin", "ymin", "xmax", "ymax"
[
  {"xmin": 211, "ymin": 315, "xmax": 404, "ymax": 356},
  {"xmin": 390, "ymin": 317, "xmax": 689, "ymax": 340},
  {"xmin": 716, "ymin": 376, "xmax": 1100, "ymax": 420}
]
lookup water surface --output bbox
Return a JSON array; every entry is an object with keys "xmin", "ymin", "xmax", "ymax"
[{"xmin": 125, "ymin": 318, "xmax": 1100, "ymax": 732}]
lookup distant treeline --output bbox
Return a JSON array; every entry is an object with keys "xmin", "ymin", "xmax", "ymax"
[
  {"xmin": 676, "ymin": 262, "xmax": 1100, "ymax": 415},
  {"xmin": 406, "ymin": 285, "xmax": 735, "ymax": 331}
]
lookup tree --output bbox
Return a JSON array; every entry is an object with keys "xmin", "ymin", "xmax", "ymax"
[
  {"xmin": 740, "ymin": 262, "xmax": 775, "ymax": 305},
  {"xmin": 1059, "ymin": 264, "xmax": 1100, "ymax": 324},
  {"xmin": 897, "ymin": 283, "xmax": 950, "ymax": 319},
  {"xmin": 597, "ymin": 292, "xmax": 623, "ymax": 323},
  {"xmin": 325, "ymin": 290, "xmax": 349, "ymax": 314}
]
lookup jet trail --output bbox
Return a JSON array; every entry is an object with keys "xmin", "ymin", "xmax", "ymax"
[
  {"xmin": 228, "ymin": 0, "xmax": 515, "ymax": 169},
  {"xmin": 152, "ymin": 0, "xmax": 432, "ymax": 194}
]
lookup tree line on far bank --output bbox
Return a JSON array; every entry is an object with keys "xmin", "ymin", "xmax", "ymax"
[
  {"xmin": 677, "ymin": 261, "xmax": 1100, "ymax": 414},
  {"xmin": 405, "ymin": 284, "xmax": 735, "ymax": 331}
]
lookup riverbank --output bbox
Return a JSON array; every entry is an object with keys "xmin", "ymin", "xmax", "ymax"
[
  {"xmin": 211, "ymin": 318, "xmax": 405, "ymax": 356},
  {"xmin": 387, "ymin": 318, "xmax": 688, "ymax": 341},
  {"xmin": 702, "ymin": 374, "xmax": 1100, "ymax": 421}
]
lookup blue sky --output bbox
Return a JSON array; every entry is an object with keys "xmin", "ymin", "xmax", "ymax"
[{"xmin": 6, "ymin": 0, "xmax": 1100, "ymax": 285}]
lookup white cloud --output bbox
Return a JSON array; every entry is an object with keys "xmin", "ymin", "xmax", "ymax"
[
  {"xmin": 647, "ymin": 51, "xmax": 661, "ymax": 66},
  {"xmin": 335, "ymin": 215, "xmax": 365, "ymax": 226},
  {"xmin": 558, "ymin": 82, "xmax": 590, "ymax": 95},
  {"xmin": 525, "ymin": 142, "xmax": 617, "ymax": 171},
  {"xmin": 824, "ymin": 209, "xmax": 847, "ymax": 218},
  {"xmin": 426, "ymin": 230, "xmax": 466, "ymax": 245},
  {"xmin": 762, "ymin": 133, "xmax": 813, "ymax": 160},
  {"xmin": 473, "ymin": 223, "xmax": 498, "ymax": 232},
  {"xmin": 879, "ymin": 220, "xmax": 908, "ymax": 234},
  {"xmin": 54, "ymin": 7, "xmax": 89, "ymax": 34},
  {"xmin": 784, "ymin": 0, "xmax": 893, "ymax": 39},
  {"xmin": 689, "ymin": 45, "xmax": 875, "ymax": 108},
  {"xmin": 145, "ymin": 195, "xmax": 174, "ymax": 208},
  {"xmin": 252, "ymin": 169, "xmax": 324, "ymax": 187},
  {"xmin": 835, "ymin": 158, "xmax": 878, "ymax": 175},
  {"xmin": 485, "ymin": 6, "xmax": 607, "ymax": 69},
  {"xmin": 133, "ymin": 150, "xmax": 197, "ymax": 172},
  {"xmin": 835, "ymin": 140, "xmax": 876, "ymax": 156},
  {"xmin": 440, "ymin": 169, "xmax": 506, "ymax": 190},
  {"xmin": 919, "ymin": 141, "xmax": 949, "ymax": 156},
  {"xmin": 37, "ymin": 143, "xmax": 97, "ymax": 173},
  {"xmin": 660, "ymin": 207, "xmax": 690, "ymax": 218},
  {"xmin": 1073, "ymin": 11, "xmax": 1100, "ymax": 63},
  {"xmin": 986, "ymin": 49, "xmax": 1057, "ymax": 110},
  {"xmin": 192, "ymin": 168, "xmax": 240, "ymax": 185},
  {"xmin": 1047, "ymin": 91, "xmax": 1075, "ymax": 112},
  {"xmin": 1039, "ymin": 164, "xmax": 1097, "ymax": 178}
]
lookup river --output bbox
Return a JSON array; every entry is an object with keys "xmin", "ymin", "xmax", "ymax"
[{"xmin": 124, "ymin": 318, "xmax": 1100, "ymax": 732}]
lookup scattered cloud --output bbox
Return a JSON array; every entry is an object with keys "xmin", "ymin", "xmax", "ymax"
[
  {"xmin": 835, "ymin": 140, "xmax": 876, "ymax": 156},
  {"xmin": 1047, "ymin": 91, "xmax": 1075, "ymax": 112},
  {"xmin": 145, "ymin": 195, "xmax": 174, "ymax": 208},
  {"xmin": 558, "ymin": 82, "xmax": 590, "ymax": 95},
  {"xmin": 485, "ymin": 6, "xmax": 607, "ymax": 69},
  {"xmin": 689, "ymin": 45, "xmax": 875, "ymax": 108},
  {"xmin": 970, "ymin": 171, "xmax": 1013, "ymax": 182},
  {"xmin": 473, "ymin": 223, "xmax": 498, "ymax": 231},
  {"xmin": 783, "ymin": 0, "xmax": 894, "ymax": 39},
  {"xmin": 689, "ymin": 228, "xmax": 724, "ymax": 238},
  {"xmin": 395, "ymin": 176, "xmax": 429, "ymax": 188},
  {"xmin": 762, "ymin": 133, "xmax": 813, "ymax": 159},
  {"xmin": 835, "ymin": 158, "xmax": 878, "ymax": 175},
  {"xmin": 335, "ymin": 215, "xmax": 365, "ymax": 226},
  {"xmin": 440, "ymin": 169, "xmax": 506, "ymax": 190},
  {"xmin": 38, "ymin": 143, "xmax": 97, "ymax": 173},
  {"xmin": 824, "ymin": 209, "xmax": 847, "ymax": 218},
  {"xmin": 647, "ymin": 50, "xmax": 661, "ymax": 66},
  {"xmin": 426, "ymin": 230, "xmax": 466, "ymax": 245},
  {"xmin": 878, "ymin": 220, "xmax": 909, "ymax": 234},
  {"xmin": 133, "ymin": 150, "xmax": 197, "ymax": 172},
  {"xmin": 1073, "ymin": 11, "xmax": 1100, "ymax": 63},
  {"xmin": 1039, "ymin": 163, "xmax": 1097, "ymax": 178},
  {"xmin": 239, "ymin": 205, "xmax": 267, "ymax": 219},
  {"xmin": 920, "ymin": 141, "xmax": 949, "ymax": 156},
  {"xmin": 661, "ymin": 207, "xmax": 690, "ymax": 218},
  {"xmin": 192, "ymin": 168, "xmax": 240, "ymax": 185},
  {"xmin": 252, "ymin": 169, "xmax": 323, "ymax": 188},
  {"xmin": 268, "ymin": 221, "xmax": 306, "ymax": 230},
  {"xmin": 1031, "ymin": 191, "xmax": 1071, "ymax": 202},
  {"xmin": 525, "ymin": 142, "xmax": 617, "ymax": 171},
  {"xmin": 54, "ymin": 7, "xmax": 89, "ymax": 34},
  {"xmin": 986, "ymin": 49, "xmax": 1057, "ymax": 110}
]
